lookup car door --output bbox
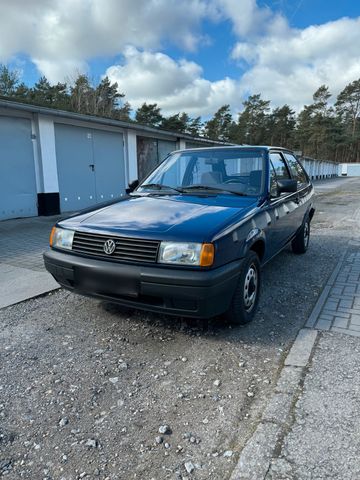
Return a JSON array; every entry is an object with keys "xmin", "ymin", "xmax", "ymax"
[
  {"xmin": 283, "ymin": 152, "xmax": 311, "ymax": 230},
  {"xmin": 266, "ymin": 152, "xmax": 298, "ymax": 256}
]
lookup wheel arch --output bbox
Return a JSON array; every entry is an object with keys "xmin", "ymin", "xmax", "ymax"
[
  {"xmin": 308, "ymin": 207, "xmax": 315, "ymax": 221},
  {"xmin": 249, "ymin": 239, "xmax": 266, "ymax": 262}
]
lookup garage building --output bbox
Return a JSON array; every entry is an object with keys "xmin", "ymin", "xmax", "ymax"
[
  {"xmin": 339, "ymin": 163, "xmax": 360, "ymax": 176},
  {"xmin": 0, "ymin": 99, "xmax": 221, "ymax": 221}
]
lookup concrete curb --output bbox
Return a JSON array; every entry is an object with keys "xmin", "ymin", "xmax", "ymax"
[
  {"xmin": 306, "ymin": 251, "xmax": 347, "ymax": 328},
  {"xmin": 229, "ymin": 328, "xmax": 318, "ymax": 480}
]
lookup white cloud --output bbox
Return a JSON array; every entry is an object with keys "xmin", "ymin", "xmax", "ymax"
[
  {"xmin": 0, "ymin": 0, "xmax": 212, "ymax": 82},
  {"xmin": 106, "ymin": 13, "xmax": 360, "ymax": 117},
  {"xmin": 216, "ymin": 0, "xmax": 272, "ymax": 37},
  {"xmin": 231, "ymin": 15, "xmax": 360, "ymax": 110},
  {"xmin": 1, "ymin": 0, "xmax": 360, "ymax": 116},
  {"xmin": 106, "ymin": 47, "xmax": 241, "ymax": 116}
]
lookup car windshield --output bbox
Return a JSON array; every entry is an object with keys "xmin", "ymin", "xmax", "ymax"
[{"xmin": 137, "ymin": 148, "xmax": 266, "ymax": 196}]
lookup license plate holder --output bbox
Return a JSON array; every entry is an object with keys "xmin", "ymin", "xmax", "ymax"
[{"xmin": 75, "ymin": 269, "xmax": 139, "ymax": 297}]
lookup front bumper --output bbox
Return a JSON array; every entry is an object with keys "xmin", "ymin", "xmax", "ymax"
[{"xmin": 43, "ymin": 250, "xmax": 243, "ymax": 318}]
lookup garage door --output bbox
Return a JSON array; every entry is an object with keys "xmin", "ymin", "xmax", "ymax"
[
  {"xmin": 158, "ymin": 139, "xmax": 176, "ymax": 163},
  {"xmin": 137, "ymin": 137, "xmax": 177, "ymax": 180},
  {"xmin": 55, "ymin": 124, "xmax": 125, "ymax": 212},
  {"xmin": 0, "ymin": 116, "xmax": 37, "ymax": 221}
]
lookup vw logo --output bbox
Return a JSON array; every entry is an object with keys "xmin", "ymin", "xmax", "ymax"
[{"xmin": 103, "ymin": 239, "xmax": 116, "ymax": 255}]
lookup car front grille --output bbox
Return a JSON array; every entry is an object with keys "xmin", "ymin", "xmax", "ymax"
[{"xmin": 72, "ymin": 231, "xmax": 160, "ymax": 263}]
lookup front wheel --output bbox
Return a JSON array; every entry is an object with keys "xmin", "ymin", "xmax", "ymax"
[
  {"xmin": 292, "ymin": 219, "xmax": 310, "ymax": 254},
  {"xmin": 224, "ymin": 251, "xmax": 261, "ymax": 325}
]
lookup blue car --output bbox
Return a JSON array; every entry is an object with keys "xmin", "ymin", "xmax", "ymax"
[{"xmin": 44, "ymin": 146, "xmax": 315, "ymax": 325}]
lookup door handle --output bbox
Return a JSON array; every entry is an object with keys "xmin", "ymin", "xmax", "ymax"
[
  {"xmin": 89, "ymin": 164, "xmax": 95, "ymax": 172},
  {"xmin": 294, "ymin": 196, "xmax": 300, "ymax": 204}
]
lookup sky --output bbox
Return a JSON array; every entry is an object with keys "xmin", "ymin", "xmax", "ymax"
[{"xmin": 1, "ymin": 0, "xmax": 360, "ymax": 118}]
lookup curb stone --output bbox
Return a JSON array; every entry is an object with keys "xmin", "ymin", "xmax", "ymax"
[
  {"xmin": 306, "ymin": 250, "xmax": 347, "ymax": 328},
  {"xmin": 284, "ymin": 329, "xmax": 318, "ymax": 367},
  {"xmin": 229, "ymin": 328, "xmax": 318, "ymax": 480}
]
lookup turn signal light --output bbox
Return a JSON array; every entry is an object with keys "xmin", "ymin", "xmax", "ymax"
[
  {"xmin": 200, "ymin": 243, "xmax": 215, "ymax": 267},
  {"xmin": 49, "ymin": 226, "xmax": 56, "ymax": 247}
]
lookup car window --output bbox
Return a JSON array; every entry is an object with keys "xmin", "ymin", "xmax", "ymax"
[
  {"xmin": 270, "ymin": 153, "xmax": 290, "ymax": 179},
  {"xmin": 269, "ymin": 153, "xmax": 291, "ymax": 198},
  {"xmin": 158, "ymin": 154, "xmax": 191, "ymax": 186},
  {"xmin": 139, "ymin": 149, "xmax": 266, "ymax": 196},
  {"xmin": 191, "ymin": 158, "xmax": 215, "ymax": 184},
  {"xmin": 223, "ymin": 156, "xmax": 263, "ymax": 176},
  {"xmin": 284, "ymin": 153, "xmax": 308, "ymax": 188},
  {"xmin": 269, "ymin": 161, "xmax": 278, "ymax": 197}
]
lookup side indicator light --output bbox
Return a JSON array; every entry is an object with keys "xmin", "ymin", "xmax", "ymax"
[{"xmin": 200, "ymin": 243, "xmax": 215, "ymax": 267}]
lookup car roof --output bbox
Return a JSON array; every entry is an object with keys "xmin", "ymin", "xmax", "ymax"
[{"xmin": 171, "ymin": 145, "xmax": 293, "ymax": 154}]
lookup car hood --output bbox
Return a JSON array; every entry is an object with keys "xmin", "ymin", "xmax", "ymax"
[{"xmin": 60, "ymin": 194, "xmax": 258, "ymax": 243}]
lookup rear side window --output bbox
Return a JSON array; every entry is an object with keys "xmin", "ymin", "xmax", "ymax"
[{"xmin": 284, "ymin": 153, "xmax": 308, "ymax": 188}]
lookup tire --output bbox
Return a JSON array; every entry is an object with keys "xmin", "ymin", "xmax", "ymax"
[
  {"xmin": 225, "ymin": 251, "xmax": 261, "ymax": 325},
  {"xmin": 292, "ymin": 219, "xmax": 310, "ymax": 254}
]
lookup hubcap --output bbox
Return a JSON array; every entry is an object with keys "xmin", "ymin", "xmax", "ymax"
[
  {"xmin": 304, "ymin": 222, "xmax": 310, "ymax": 247},
  {"xmin": 243, "ymin": 264, "xmax": 258, "ymax": 312}
]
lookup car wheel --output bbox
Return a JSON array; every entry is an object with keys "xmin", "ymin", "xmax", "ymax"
[
  {"xmin": 225, "ymin": 251, "xmax": 261, "ymax": 325},
  {"xmin": 292, "ymin": 219, "xmax": 310, "ymax": 254}
]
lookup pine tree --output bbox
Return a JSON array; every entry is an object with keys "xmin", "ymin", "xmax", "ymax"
[
  {"xmin": 204, "ymin": 105, "xmax": 233, "ymax": 141},
  {"xmin": 268, "ymin": 105, "xmax": 296, "ymax": 147},
  {"xmin": 0, "ymin": 65, "xmax": 19, "ymax": 96},
  {"xmin": 135, "ymin": 103, "xmax": 163, "ymax": 127},
  {"xmin": 70, "ymin": 74, "xmax": 93, "ymax": 114},
  {"xmin": 335, "ymin": 79, "xmax": 360, "ymax": 162},
  {"xmin": 93, "ymin": 76, "xmax": 123, "ymax": 117},
  {"xmin": 237, "ymin": 94, "xmax": 270, "ymax": 145},
  {"xmin": 113, "ymin": 101, "xmax": 132, "ymax": 122},
  {"xmin": 161, "ymin": 113, "xmax": 188, "ymax": 132},
  {"xmin": 186, "ymin": 116, "xmax": 203, "ymax": 137}
]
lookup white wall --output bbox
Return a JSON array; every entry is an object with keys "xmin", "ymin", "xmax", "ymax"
[
  {"xmin": 301, "ymin": 158, "xmax": 338, "ymax": 180},
  {"xmin": 37, "ymin": 115, "xmax": 59, "ymax": 193},
  {"xmin": 179, "ymin": 138, "xmax": 186, "ymax": 150},
  {"xmin": 125, "ymin": 129, "xmax": 138, "ymax": 183}
]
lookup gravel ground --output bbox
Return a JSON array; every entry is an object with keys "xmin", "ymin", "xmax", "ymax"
[{"xmin": 0, "ymin": 178, "xmax": 359, "ymax": 480}]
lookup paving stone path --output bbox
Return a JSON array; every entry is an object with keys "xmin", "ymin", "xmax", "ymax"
[
  {"xmin": 307, "ymin": 250, "xmax": 360, "ymax": 337},
  {"xmin": 0, "ymin": 216, "xmax": 62, "ymax": 307},
  {"xmin": 0, "ymin": 215, "xmax": 62, "ymax": 271}
]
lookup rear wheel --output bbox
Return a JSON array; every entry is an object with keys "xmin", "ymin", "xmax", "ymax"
[
  {"xmin": 225, "ymin": 251, "xmax": 261, "ymax": 325},
  {"xmin": 292, "ymin": 219, "xmax": 310, "ymax": 254}
]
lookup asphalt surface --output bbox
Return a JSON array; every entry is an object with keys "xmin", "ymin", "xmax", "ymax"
[
  {"xmin": 0, "ymin": 177, "xmax": 359, "ymax": 480},
  {"xmin": 267, "ymin": 332, "xmax": 360, "ymax": 480}
]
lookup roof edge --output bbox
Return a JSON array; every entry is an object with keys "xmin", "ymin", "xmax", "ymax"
[{"xmin": 0, "ymin": 97, "xmax": 229, "ymax": 145}]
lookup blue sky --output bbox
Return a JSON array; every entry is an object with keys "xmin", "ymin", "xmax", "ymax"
[
  {"xmin": 164, "ymin": 0, "xmax": 360, "ymax": 82},
  {"xmin": 1, "ymin": 0, "xmax": 360, "ymax": 117}
]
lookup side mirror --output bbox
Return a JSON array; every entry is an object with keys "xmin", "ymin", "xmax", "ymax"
[
  {"xmin": 277, "ymin": 179, "xmax": 297, "ymax": 195},
  {"xmin": 126, "ymin": 179, "xmax": 139, "ymax": 194}
]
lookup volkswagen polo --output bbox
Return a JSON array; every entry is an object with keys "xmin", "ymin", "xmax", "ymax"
[{"xmin": 44, "ymin": 146, "xmax": 315, "ymax": 325}]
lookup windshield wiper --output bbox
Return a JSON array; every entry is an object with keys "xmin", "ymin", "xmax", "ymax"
[
  {"xmin": 181, "ymin": 185, "xmax": 246, "ymax": 196},
  {"xmin": 141, "ymin": 183, "xmax": 184, "ymax": 193},
  {"xmin": 141, "ymin": 183, "xmax": 247, "ymax": 196}
]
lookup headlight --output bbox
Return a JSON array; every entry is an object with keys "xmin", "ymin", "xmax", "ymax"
[
  {"xmin": 158, "ymin": 242, "xmax": 214, "ymax": 267},
  {"xmin": 50, "ymin": 227, "xmax": 74, "ymax": 250}
]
